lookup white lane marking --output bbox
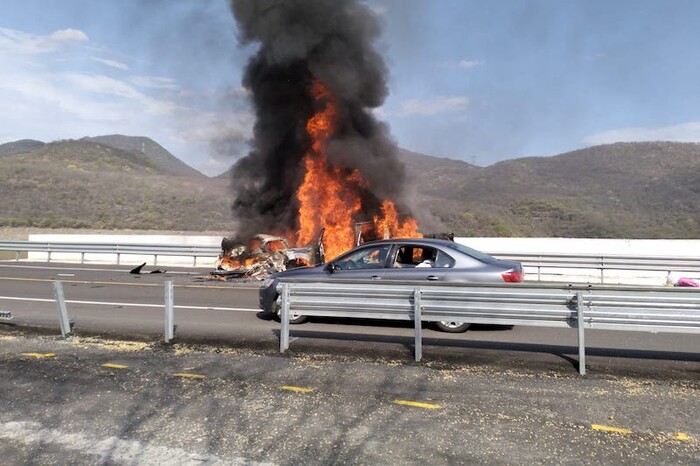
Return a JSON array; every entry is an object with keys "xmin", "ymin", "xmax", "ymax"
[
  {"xmin": 0, "ymin": 296, "xmax": 260, "ymax": 313},
  {"xmin": 0, "ymin": 264, "xmax": 135, "ymax": 273},
  {"xmin": 0, "ymin": 420, "xmax": 275, "ymax": 466}
]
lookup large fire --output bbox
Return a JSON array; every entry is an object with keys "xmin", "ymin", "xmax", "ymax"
[{"xmin": 295, "ymin": 80, "xmax": 421, "ymax": 260}]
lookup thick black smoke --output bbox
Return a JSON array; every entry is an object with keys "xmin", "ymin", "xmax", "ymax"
[{"xmin": 229, "ymin": 0, "xmax": 409, "ymax": 241}]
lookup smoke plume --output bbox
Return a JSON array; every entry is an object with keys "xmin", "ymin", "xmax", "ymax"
[{"xmin": 229, "ymin": 0, "xmax": 409, "ymax": 241}]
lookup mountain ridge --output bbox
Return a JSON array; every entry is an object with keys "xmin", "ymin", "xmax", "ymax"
[{"xmin": 1, "ymin": 136, "xmax": 698, "ymax": 238}]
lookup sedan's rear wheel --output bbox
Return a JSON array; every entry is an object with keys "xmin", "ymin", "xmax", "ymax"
[{"xmin": 435, "ymin": 321, "xmax": 470, "ymax": 333}]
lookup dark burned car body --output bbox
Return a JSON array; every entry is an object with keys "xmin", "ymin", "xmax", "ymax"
[{"xmin": 214, "ymin": 233, "xmax": 324, "ymax": 280}]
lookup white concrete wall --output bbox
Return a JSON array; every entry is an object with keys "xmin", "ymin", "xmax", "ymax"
[
  {"xmin": 23, "ymin": 234, "xmax": 700, "ymax": 283},
  {"xmin": 456, "ymin": 237, "xmax": 700, "ymax": 257},
  {"xmin": 456, "ymin": 237, "xmax": 700, "ymax": 286},
  {"xmin": 28, "ymin": 234, "xmax": 222, "ymax": 267}
]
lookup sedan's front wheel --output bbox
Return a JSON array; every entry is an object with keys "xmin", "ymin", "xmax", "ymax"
[
  {"xmin": 435, "ymin": 321, "xmax": 470, "ymax": 333},
  {"xmin": 271, "ymin": 297, "xmax": 308, "ymax": 324}
]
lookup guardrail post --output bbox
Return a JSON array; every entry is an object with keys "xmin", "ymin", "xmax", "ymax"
[
  {"xmin": 280, "ymin": 283, "xmax": 290, "ymax": 352},
  {"xmin": 576, "ymin": 291, "xmax": 586, "ymax": 375},
  {"xmin": 413, "ymin": 287, "xmax": 423, "ymax": 362},
  {"xmin": 164, "ymin": 280, "xmax": 175, "ymax": 343},
  {"xmin": 52, "ymin": 281, "xmax": 73, "ymax": 338}
]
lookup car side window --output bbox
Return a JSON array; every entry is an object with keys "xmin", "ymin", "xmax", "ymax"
[
  {"xmin": 434, "ymin": 250, "xmax": 456, "ymax": 268},
  {"xmin": 335, "ymin": 245, "xmax": 391, "ymax": 270},
  {"xmin": 393, "ymin": 246, "xmax": 440, "ymax": 268}
]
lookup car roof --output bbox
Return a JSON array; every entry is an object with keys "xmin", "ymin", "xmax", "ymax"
[
  {"xmin": 355, "ymin": 237, "xmax": 501, "ymax": 264},
  {"xmin": 360, "ymin": 238, "xmax": 456, "ymax": 247}
]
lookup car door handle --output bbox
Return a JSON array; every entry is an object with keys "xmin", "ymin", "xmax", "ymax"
[
  {"xmin": 371, "ymin": 275, "xmax": 381, "ymax": 280},
  {"xmin": 426, "ymin": 275, "xmax": 440, "ymax": 281}
]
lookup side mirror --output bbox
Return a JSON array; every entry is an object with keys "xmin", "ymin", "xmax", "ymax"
[{"xmin": 324, "ymin": 262, "xmax": 336, "ymax": 273}]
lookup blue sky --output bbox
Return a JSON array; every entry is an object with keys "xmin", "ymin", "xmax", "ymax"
[{"xmin": 1, "ymin": 0, "xmax": 699, "ymax": 175}]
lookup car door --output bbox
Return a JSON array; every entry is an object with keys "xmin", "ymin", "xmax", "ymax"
[{"xmin": 328, "ymin": 243, "xmax": 392, "ymax": 280}]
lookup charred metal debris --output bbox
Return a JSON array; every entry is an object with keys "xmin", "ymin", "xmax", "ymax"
[{"xmin": 211, "ymin": 232, "xmax": 324, "ymax": 280}]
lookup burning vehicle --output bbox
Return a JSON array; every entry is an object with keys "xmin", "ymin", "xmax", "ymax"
[
  {"xmin": 218, "ymin": 0, "xmax": 428, "ymax": 281},
  {"xmin": 213, "ymin": 232, "xmax": 324, "ymax": 280}
]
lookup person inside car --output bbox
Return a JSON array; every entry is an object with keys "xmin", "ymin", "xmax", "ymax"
[{"xmin": 415, "ymin": 248, "xmax": 436, "ymax": 267}]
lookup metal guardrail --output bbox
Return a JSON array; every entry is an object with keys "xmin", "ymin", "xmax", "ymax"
[
  {"xmin": 278, "ymin": 280, "xmax": 700, "ymax": 374},
  {"xmin": 50, "ymin": 280, "xmax": 174, "ymax": 341},
  {"xmin": 492, "ymin": 252, "xmax": 700, "ymax": 283},
  {"xmin": 0, "ymin": 241, "xmax": 220, "ymax": 266},
  {"xmin": 2, "ymin": 241, "xmax": 700, "ymax": 282}
]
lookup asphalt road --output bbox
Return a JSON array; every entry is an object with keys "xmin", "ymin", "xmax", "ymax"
[
  {"xmin": 1, "ymin": 262, "xmax": 698, "ymax": 375},
  {"xmin": 0, "ymin": 261, "xmax": 699, "ymax": 464}
]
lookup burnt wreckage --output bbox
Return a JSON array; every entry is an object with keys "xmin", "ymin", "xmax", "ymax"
[
  {"xmin": 213, "ymin": 232, "xmax": 324, "ymax": 280},
  {"xmin": 211, "ymin": 224, "xmax": 453, "ymax": 281}
]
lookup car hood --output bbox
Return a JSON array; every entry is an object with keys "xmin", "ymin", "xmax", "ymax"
[{"xmin": 272, "ymin": 264, "xmax": 327, "ymax": 280}]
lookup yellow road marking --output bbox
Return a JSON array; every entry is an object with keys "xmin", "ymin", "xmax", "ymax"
[
  {"xmin": 394, "ymin": 400, "xmax": 442, "ymax": 410},
  {"xmin": 280, "ymin": 385, "xmax": 314, "ymax": 393},
  {"xmin": 173, "ymin": 373, "xmax": 206, "ymax": 379},
  {"xmin": 674, "ymin": 432, "xmax": 690, "ymax": 441},
  {"xmin": 102, "ymin": 363, "xmax": 128, "ymax": 369},
  {"xmin": 591, "ymin": 424, "xmax": 632, "ymax": 434},
  {"xmin": 21, "ymin": 353, "xmax": 56, "ymax": 359}
]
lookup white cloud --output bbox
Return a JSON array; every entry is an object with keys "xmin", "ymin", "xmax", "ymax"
[
  {"xmin": 130, "ymin": 76, "xmax": 180, "ymax": 90},
  {"xmin": 0, "ymin": 27, "xmax": 89, "ymax": 57},
  {"xmin": 0, "ymin": 27, "xmax": 54, "ymax": 55},
  {"xmin": 62, "ymin": 73, "xmax": 181, "ymax": 115},
  {"xmin": 0, "ymin": 26, "xmax": 247, "ymax": 176},
  {"xmin": 583, "ymin": 121, "xmax": 700, "ymax": 146},
  {"xmin": 392, "ymin": 96, "xmax": 470, "ymax": 116},
  {"xmin": 369, "ymin": 4, "xmax": 388, "ymax": 15},
  {"xmin": 64, "ymin": 73, "xmax": 143, "ymax": 100},
  {"xmin": 439, "ymin": 59, "xmax": 483, "ymax": 70},
  {"xmin": 93, "ymin": 58, "xmax": 129, "ymax": 70},
  {"xmin": 49, "ymin": 28, "xmax": 89, "ymax": 43}
]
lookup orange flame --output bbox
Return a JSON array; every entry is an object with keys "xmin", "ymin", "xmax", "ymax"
[
  {"xmin": 219, "ymin": 256, "xmax": 262, "ymax": 270},
  {"xmin": 373, "ymin": 200, "xmax": 422, "ymax": 240},
  {"xmin": 295, "ymin": 79, "xmax": 421, "ymax": 260}
]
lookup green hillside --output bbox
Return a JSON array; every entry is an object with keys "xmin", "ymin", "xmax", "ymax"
[
  {"xmin": 1, "ymin": 136, "xmax": 699, "ymax": 238},
  {"xmin": 83, "ymin": 135, "xmax": 204, "ymax": 176},
  {"xmin": 0, "ymin": 138, "xmax": 232, "ymax": 231},
  {"xmin": 0, "ymin": 139, "xmax": 45, "ymax": 157},
  {"xmin": 402, "ymin": 142, "xmax": 700, "ymax": 238}
]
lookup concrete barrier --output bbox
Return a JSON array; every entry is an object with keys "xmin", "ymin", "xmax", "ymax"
[
  {"xmin": 27, "ymin": 234, "xmax": 222, "ymax": 267},
  {"xmin": 457, "ymin": 237, "xmax": 700, "ymax": 285}
]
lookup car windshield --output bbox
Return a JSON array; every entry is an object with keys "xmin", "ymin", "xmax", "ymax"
[{"xmin": 443, "ymin": 241, "xmax": 495, "ymax": 262}]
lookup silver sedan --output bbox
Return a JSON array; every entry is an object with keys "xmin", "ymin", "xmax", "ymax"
[{"xmin": 259, "ymin": 238, "xmax": 523, "ymax": 332}]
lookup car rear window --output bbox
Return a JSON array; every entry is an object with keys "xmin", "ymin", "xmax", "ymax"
[
  {"xmin": 444, "ymin": 242, "xmax": 495, "ymax": 262},
  {"xmin": 434, "ymin": 250, "xmax": 455, "ymax": 268}
]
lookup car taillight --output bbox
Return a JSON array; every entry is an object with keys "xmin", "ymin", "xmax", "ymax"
[{"xmin": 502, "ymin": 270, "xmax": 523, "ymax": 283}]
